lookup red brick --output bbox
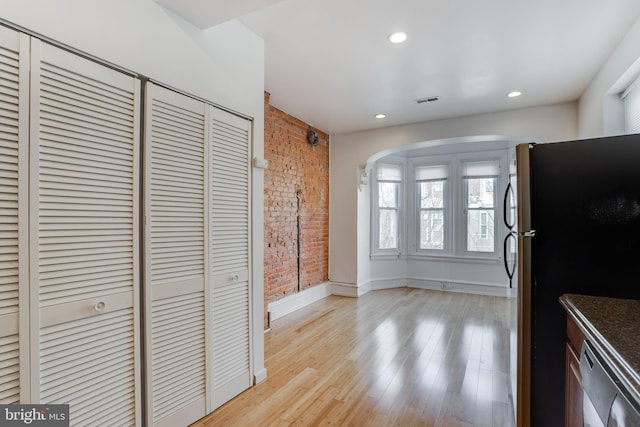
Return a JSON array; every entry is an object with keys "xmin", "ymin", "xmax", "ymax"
[{"xmin": 263, "ymin": 92, "xmax": 329, "ymax": 329}]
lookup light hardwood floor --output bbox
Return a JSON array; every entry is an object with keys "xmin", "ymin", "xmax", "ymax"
[{"xmin": 194, "ymin": 288, "xmax": 515, "ymax": 427}]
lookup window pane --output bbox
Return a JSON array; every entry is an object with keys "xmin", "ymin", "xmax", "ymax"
[
  {"xmin": 467, "ymin": 209, "xmax": 494, "ymax": 252},
  {"xmin": 420, "ymin": 181, "xmax": 444, "ymax": 208},
  {"xmin": 379, "ymin": 209, "xmax": 398, "ymax": 249},
  {"xmin": 379, "ymin": 182, "xmax": 398, "ymax": 208},
  {"xmin": 420, "ymin": 210, "xmax": 444, "ymax": 250},
  {"xmin": 467, "ymin": 177, "xmax": 495, "ymax": 208}
]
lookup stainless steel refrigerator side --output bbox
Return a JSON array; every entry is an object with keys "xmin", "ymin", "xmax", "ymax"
[{"xmin": 516, "ymin": 143, "xmax": 532, "ymax": 427}]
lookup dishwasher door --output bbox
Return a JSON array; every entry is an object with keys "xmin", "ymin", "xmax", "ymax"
[
  {"xmin": 580, "ymin": 341, "xmax": 617, "ymax": 427},
  {"xmin": 580, "ymin": 340, "xmax": 640, "ymax": 427}
]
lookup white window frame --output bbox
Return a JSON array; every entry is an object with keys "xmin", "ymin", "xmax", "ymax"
[
  {"xmin": 409, "ymin": 159, "xmax": 452, "ymax": 255},
  {"xmin": 372, "ymin": 150, "xmax": 508, "ymax": 261},
  {"xmin": 458, "ymin": 155, "xmax": 503, "ymax": 258},
  {"xmin": 371, "ymin": 158, "xmax": 404, "ymax": 257},
  {"xmin": 622, "ymin": 74, "xmax": 640, "ymax": 134}
]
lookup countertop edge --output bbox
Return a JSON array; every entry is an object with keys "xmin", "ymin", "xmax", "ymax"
[{"xmin": 559, "ymin": 295, "xmax": 640, "ymax": 406}]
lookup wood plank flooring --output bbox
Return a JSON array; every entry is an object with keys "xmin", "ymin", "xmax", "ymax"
[{"xmin": 194, "ymin": 288, "xmax": 515, "ymax": 427}]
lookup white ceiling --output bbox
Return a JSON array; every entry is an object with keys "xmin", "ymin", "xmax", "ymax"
[
  {"xmin": 158, "ymin": 0, "xmax": 640, "ymax": 134},
  {"xmin": 155, "ymin": 0, "xmax": 287, "ymax": 29}
]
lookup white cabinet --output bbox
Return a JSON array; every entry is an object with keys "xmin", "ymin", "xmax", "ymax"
[
  {"xmin": 144, "ymin": 83, "xmax": 208, "ymax": 427},
  {"xmin": 29, "ymin": 39, "xmax": 141, "ymax": 426},
  {"xmin": 144, "ymin": 83, "xmax": 252, "ymax": 425},
  {"xmin": 0, "ymin": 25, "xmax": 29, "ymax": 406},
  {"xmin": 0, "ymin": 28, "xmax": 142, "ymax": 425},
  {"xmin": 209, "ymin": 108, "xmax": 252, "ymax": 410},
  {"xmin": 0, "ymin": 25, "xmax": 252, "ymax": 427}
]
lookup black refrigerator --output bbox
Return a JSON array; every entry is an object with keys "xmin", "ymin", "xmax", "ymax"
[{"xmin": 513, "ymin": 134, "xmax": 640, "ymax": 426}]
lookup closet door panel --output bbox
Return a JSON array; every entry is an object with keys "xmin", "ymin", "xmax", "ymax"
[
  {"xmin": 209, "ymin": 107, "xmax": 252, "ymax": 410},
  {"xmin": 30, "ymin": 40, "xmax": 141, "ymax": 425},
  {"xmin": 144, "ymin": 83, "xmax": 208, "ymax": 427},
  {"xmin": 0, "ymin": 26, "xmax": 29, "ymax": 404}
]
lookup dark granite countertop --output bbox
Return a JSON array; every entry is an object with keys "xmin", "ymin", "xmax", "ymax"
[{"xmin": 560, "ymin": 293, "xmax": 640, "ymax": 405}]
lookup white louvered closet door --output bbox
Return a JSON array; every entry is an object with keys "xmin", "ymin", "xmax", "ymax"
[
  {"xmin": 29, "ymin": 40, "xmax": 141, "ymax": 426},
  {"xmin": 209, "ymin": 107, "xmax": 252, "ymax": 410},
  {"xmin": 144, "ymin": 83, "xmax": 209, "ymax": 427},
  {"xmin": 0, "ymin": 26, "xmax": 29, "ymax": 405}
]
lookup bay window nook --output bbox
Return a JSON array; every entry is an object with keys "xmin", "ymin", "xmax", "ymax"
[{"xmin": 366, "ymin": 138, "xmax": 522, "ymax": 298}]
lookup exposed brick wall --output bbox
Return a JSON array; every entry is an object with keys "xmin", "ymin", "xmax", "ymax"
[{"xmin": 264, "ymin": 92, "xmax": 329, "ymax": 329}]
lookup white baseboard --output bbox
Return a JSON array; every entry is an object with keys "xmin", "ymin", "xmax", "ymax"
[
  {"xmin": 267, "ymin": 278, "xmax": 507, "ymax": 327},
  {"xmin": 253, "ymin": 368, "xmax": 267, "ymax": 384},
  {"xmin": 365, "ymin": 276, "xmax": 507, "ymax": 297},
  {"xmin": 267, "ymin": 282, "xmax": 331, "ymax": 322},
  {"xmin": 406, "ymin": 277, "xmax": 508, "ymax": 297},
  {"xmin": 369, "ymin": 277, "xmax": 407, "ymax": 290},
  {"xmin": 331, "ymin": 281, "xmax": 370, "ymax": 297}
]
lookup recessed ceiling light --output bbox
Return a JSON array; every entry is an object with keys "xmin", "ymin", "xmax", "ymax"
[
  {"xmin": 388, "ymin": 32, "xmax": 407, "ymax": 44},
  {"xmin": 507, "ymin": 91, "xmax": 522, "ymax": 98},
  {"xmin": 375, "ymin": 113, "xmax": 387, "ymax": 119}
]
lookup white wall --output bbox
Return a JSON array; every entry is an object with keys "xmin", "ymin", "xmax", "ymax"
[
  {"xmin": 579, "ymin": 15, "xmax": 640, "ymax": 138},
  {"xmin": 330, "ymin": 102, "xmax": 578, "ymax": 291},
  {"xmin": 0, "ymin": 0, "xmax": 267, "ymax": 381}
]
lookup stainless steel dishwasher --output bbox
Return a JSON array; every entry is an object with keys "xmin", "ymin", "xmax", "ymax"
[{"xmin": 580, "ymin": 340, "xmax": 640, "ymax": 426}]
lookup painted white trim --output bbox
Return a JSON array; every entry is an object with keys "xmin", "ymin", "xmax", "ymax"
[
  {"xmin": 368, "ymin": 277, "xmax": 407, "ymax": 290},
  {"xmin": 266, "ymin": 277, "xmax": 507, "ymax": 333},
  {"xmin": 267, "ymin": 282, "xmax": 332, "ymax": 321},
  {"xmin": 363, "ymin": 276, "xmax": 507, "ymax": 297},
  {"xmin": 404, "ymin": 254, "xmax": 502, "ymax": 265},
  {"xmin": 357, "ymin": 281, "xmax": 372, "ymax": 296},
  {"xmin": 330, "ymin": 281, "xmax": 372, "ymax": 297},
  {"xmin": 329, "ymin": 281, "xmax": 358, "ymax": 297},
  {"xmin": 405, "ymin": 277, "xmax": 508, "ymax": 297},
  {"xmin": 253, "ymin": 368, "xmax": 268, "ymax": 385}
]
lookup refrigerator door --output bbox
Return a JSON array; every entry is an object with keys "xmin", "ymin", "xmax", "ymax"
[
  {"xmin": 516, "ymin": 143, "xmax": 533, "ymax": 427},
  {"xmin": 522, "ymin": 133, "xmax": 640, "ymax": 427}
]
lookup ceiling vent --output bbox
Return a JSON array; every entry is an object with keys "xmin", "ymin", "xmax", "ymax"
[{"xmin": 416, "ymin": 96, "xmax": 439, "ymax": 104}]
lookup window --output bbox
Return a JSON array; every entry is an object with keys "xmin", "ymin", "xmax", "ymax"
[
  {"xmin": 371, "ymin": 151, "xmax": 506, "ymax": 260},
  {"xmin": 416, "ymin": 165, "xmax": 447, "ymax": 251},
  {"xmin": 463, "ymin": 160, "xmax": 499, "ymax": 253},
  {"xmin": 375, "ymin": 162, "xmax": 402, "ymax": 251},
  {"xmin": 623, "ymin": 75, "xmax": 640, "ymax": 133}
]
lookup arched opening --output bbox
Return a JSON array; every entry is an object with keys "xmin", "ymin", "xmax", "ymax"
[{"xmin": 356, "ymin": 135, "xmax": 535, "ymax": 296}]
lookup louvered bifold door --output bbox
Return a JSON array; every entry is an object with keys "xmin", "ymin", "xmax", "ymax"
[
  {"xmin": 29, "ymin": 40, "xmax": 141, "ymax": 426},
  {"xmin": 144, "ymin": 83, "xmax": 209, "ymax": 427},
  {"xmin": 0, "ymin": 27, "xmax": 29, "ymax": 404},
  {"xmin": 209, "ymin": 107, "xmax": 252, "ymax": 410}
]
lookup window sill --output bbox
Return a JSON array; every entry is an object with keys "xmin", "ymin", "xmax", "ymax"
[
  {"xmin": 370, "ymin": 253, "xmax": 402, "ymax": 261},
  {"xmin": 369, "ymin": 253, "xmax": 502, "ymax": 265},
  {"xmin": 407, "ymin": 254, "xmax": 502, "ymax": 264}
]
